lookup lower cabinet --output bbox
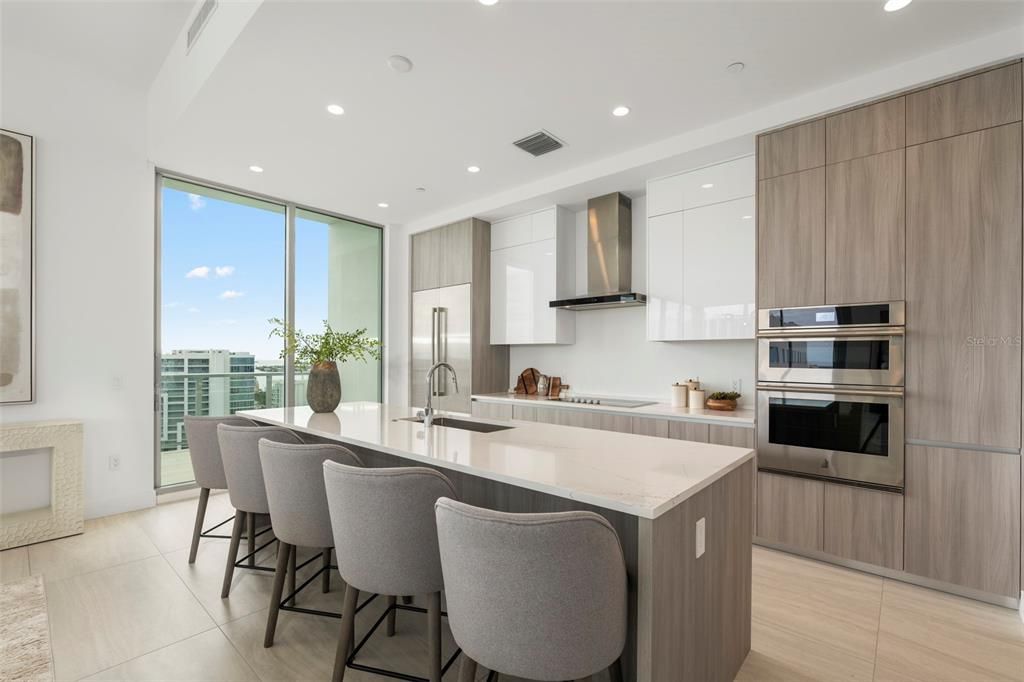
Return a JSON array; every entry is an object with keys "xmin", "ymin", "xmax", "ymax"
[
  {"xmin": 823, "ymin": 483, "xmax": 903, "ymax": 570},
  {"xmin": 709, "ymin": 425, "xmax": 755, "ymax": 448},
  {"xmin": 669, "ymin": 420, "xmax": 709, "ymax": 443},
  {"xmin": 511, "ymin": 405, "xmax": 631, "ymax": 433},
  {"xmin": 904, "ymin": 445, "xmax": 1021, "ymax": 597},
  {"xmin": 471, "ymin": 401, "xmax": 514, "ymax": 420},
  {"xmin": 756, "ymin": 472, "xmax": 824, "ymax": 551}
]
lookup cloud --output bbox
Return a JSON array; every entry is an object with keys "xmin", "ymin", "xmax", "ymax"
[
  {"xmin": 219, "ymin": 290, "xmax": 244, "ymax": 300},
  {"xmin": 185, "ymin": 266, "xmax": 210, "ymax": 279},
  {"xmin": 186, "ymin": 307, "xmax": 200, "ymax": 314},
  {"xmin": 162, "ymin": 301, "xmax": 181, "ymax": 309},
  {"xmin": 188, "ymin": 193, "xmax": 206, "ymax": 211},
  {"xmin": 214, "ymin": 318, "xmax": 238, "ymax": 326},
  {"xmin": 214, "ymin": 265, "xmax": 235, "ymax": 278}
]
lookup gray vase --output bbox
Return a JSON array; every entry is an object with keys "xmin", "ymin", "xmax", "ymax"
[{"xmin": 307, "ymin": 361, "xmax": 341, "ymax": 413}]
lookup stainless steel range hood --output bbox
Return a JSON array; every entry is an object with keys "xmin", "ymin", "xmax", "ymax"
[{"xmin": 549, "ymin": 192, "xmax": 646, "ymax": 311}]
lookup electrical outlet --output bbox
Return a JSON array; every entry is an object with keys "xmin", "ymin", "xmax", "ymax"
[
  {"xmin": 695, "ymin": 517, "xmax": 706, "ymax": 558},
  {"xmin": 732, "ymin": 379, "xmax": 743, "ymax": 393},
  {"xmin": 108, "ymin": 455, "xmax": 121, "ymax": 471}
]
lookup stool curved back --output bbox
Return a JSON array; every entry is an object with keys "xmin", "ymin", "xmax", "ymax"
[
  {"xmin": 218, "ymin": 424, "xmax": 302, "ymax": 515},
  {"xmin": 183, "ymin": 415, "xmax": 256, "ymax": 490}
]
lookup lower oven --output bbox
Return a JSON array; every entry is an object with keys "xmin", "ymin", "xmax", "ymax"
[{"xmin": 756, "ymin": 383, "xmax": 904, "ymax": 491}]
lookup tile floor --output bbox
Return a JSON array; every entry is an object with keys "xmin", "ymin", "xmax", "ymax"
[{"xmin": 1, "ymin": 492, "xmax": 1022, "ymax": 681}]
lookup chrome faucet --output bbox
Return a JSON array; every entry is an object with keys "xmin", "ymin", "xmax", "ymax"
[{"xmin": 421, "ymin": 362, "xmax": 459, "ymax": 427}]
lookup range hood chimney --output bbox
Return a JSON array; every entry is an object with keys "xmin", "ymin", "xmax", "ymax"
[{"xmin": 549, "ymin": 192, "xmax": 646, "ymax": 311}]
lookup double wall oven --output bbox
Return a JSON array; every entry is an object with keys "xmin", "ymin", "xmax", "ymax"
[{"xmin": 757, "ymin": 302, "xmax": 905, "ymax": 491}]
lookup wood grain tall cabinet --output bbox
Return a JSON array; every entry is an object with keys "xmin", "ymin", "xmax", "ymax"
[
  {"xmin": 410, "ymin": 218, "xmax": 509, "ymax": 412},
  {"xmin": 755, "ymin": 60, "xmax": 1024, "ymax": 604}
]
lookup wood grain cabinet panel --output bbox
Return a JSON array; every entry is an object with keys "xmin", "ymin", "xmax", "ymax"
[
  {"xmin": 823, "ymin": 483, "xmax": 903, "ymax": 570},
  {"xmin": 904, "ymin": 445, "xmax": 1021, "ymax": 597},
  {"xmin": 470, "ymin": 402, "xmax": 513, "ymax": 421},
  {"xmin": 825, "ymin": 149, "xmax": 905, "ymax": 304},
  {"xmin": 440, "ymin": 219, "xmax": 473, "ymax": 287},
  {"xmin": 906, "ymin": 124, "xmax": 1022, "ymax": 448},
  {"xmin": 757, "ymin": 119, "xmax": 825, "ymax": 179},
  {"xmin": 632, "ymin": 417, "xmax": 669, "ymax": 438},
  {"xmin": 668, "ymin": 421, "xmax": 709, "ymax": 443},
  {"xmin": 708, "ymin": 425, "xmax": 755, "ymax": 449},
  {"xmin": 826, "ymin": 97, "xmax": 906, "ymax": 163},
  {"xmin": 757, "ymin": 168, "xmax": 826, "ymax": 308},
  {"xmin": 755, "ymin": 472, "xmax": 823, "ymax": 552},
  {"xmin": 411, "ymin": 228, "xmax": 443, "ymax": 291},
  {"xmin": 906, "ymin": 62, "xmax": 1022, "ymax": 145}
]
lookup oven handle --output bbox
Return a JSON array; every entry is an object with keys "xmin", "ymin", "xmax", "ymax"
[
  {"xmin": 757, "ymin": 383, "xmax": 904, "ymax": 398},
  {"xmin": 757, "ymin": 327, "xmax": 904, "ymax": 338}
]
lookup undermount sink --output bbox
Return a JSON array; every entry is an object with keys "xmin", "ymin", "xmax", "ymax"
[{"xmin": 397, "ymin": 416, "xmax": 514, "ymax": 433}]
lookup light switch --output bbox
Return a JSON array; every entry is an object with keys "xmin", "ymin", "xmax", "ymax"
[{"xmin": 696, "ymin": 517, "xmax": 706, "ymax": 558}]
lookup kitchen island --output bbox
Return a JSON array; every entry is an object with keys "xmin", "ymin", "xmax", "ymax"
[{"xmin": 241, "ymin": 402, "xmax": 754, "ymax": 682}]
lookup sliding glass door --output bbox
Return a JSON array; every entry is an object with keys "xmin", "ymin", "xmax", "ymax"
[{"xmin": 156, "ymin": 175, "xmax": 383, "ymax": 489}]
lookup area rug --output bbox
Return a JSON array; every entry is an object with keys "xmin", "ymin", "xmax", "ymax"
[{"xmin": 0, "ymin": 575, "xmax": 53, "ymax": 681}]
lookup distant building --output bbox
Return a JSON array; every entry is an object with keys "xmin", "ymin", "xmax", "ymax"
[{"xmin": 160, "ymin": 349, "xmax": 256, "ymax": 453}]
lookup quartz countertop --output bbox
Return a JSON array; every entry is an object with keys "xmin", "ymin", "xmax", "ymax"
[
  {"xmin": 240, "ymin": 402, "xmax": 754, "ymax": 519},
  {"xmin": 471, "ymin": 392, "xmax": 756, "ymax": 427}
]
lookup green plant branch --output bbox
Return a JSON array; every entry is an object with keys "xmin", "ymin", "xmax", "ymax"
[{"xmin": 269, "ymin": 318, "xmax": 382, "ymax": 366}]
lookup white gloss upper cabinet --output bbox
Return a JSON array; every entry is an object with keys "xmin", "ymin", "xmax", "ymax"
[
  {"xmin": 646, "ymin": 156, "xmax": 755, "ymax": 341},
  {"xmin": 490, "ymin": 207, "xmax": 575, "ymax": 345},
  {"xmin": 682, "ymin": 197, "xmax": 756, "ymax": 339}
]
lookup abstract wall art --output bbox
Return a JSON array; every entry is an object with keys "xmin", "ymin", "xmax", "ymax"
[{"xmin": 0, "ymin": 129, "xmax": 34, "ymax": 404}]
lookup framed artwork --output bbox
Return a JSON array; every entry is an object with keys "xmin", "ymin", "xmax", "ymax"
[{"xmin": 0, "ymin": 128, "xmax": 34, "ymax": 404}]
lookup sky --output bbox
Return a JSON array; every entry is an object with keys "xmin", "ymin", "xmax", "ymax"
[{"xmin": 161, "ymin": 184, "xmax": 331, "ymax": 362}]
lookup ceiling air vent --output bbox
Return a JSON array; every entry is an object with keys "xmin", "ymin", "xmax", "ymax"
[
  {"xmin": 513, "ymin": 130, "xmax": 564, "ymax": 157},
  {"xmin": 187, "ymin": 0, "xmax": 218, "ymax": 52}
]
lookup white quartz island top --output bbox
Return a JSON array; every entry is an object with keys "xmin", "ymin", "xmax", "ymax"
[
  {"xmin": 471, "ymin": 392, "xmax": 756, "ymax": 427},
  {"xmin": 240, "ymin": 402, "xmax": 754, "ymax": 520}
]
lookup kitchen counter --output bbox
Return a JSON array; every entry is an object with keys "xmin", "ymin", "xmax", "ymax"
[
  {"xmin": 471, "ymin": 392, "xmax": 756, "ymax": 427},
  {"xmin": 240, "ymin": 402, "xmax": 753, "ymax": 519}
]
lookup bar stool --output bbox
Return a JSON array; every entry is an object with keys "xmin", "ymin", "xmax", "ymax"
[
  {"xmin": 182, "ymin": 415, "xmax": 256, "ymax": 564},
  {"xmin": 217, "ymin": 423, "xmax": 303, "ymax": 598},
  {"xmin": 259, "ymin": 440, "xmax": 364, "ymax": 647},
  {"xmin": 435, "ymin": 498, "xmax": 627, "ymax": 682},
  {"xmin": 323, "ymin": 462, "xmax": 461, "ymax": 682}
]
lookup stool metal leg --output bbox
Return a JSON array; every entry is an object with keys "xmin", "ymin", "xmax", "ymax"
[
  {"xmin": 427, "ymin": 591, "xmax": 442, "ymax": 682},
  {"xmin": 386, "ymin": 595, "xmax": 397, "ymax": 636},
  {"xmin": 264, "ymin": 542, "xmax": 292, "ymax": 648},
  {"xmin": 247, "ymin": 512, "xmax": 256, "ymax": 567},
  {"xmin": 287, "ymin": 546, "xmax": 297, "ymax": 605},
  {"xmin": 457, "ymin": 656, "xmax": 477, "ymax": 682},
  {"xmin": 220, "ymin": 511, "xmax": 245, "ymax": 598},
  {"xmin": 322, "ymin": 548, "xmax": 331, "ymax": 593},
  {"xmin": 609, "ymin": 659, "xmax": 624, "ymax": 682},
  {"xmin": 333, "ymin": 584, "xmax": 359, "ymax": 682},
  {"xmin": 188, "ymin": 488, "xmax": 210, "ymax": 564}
]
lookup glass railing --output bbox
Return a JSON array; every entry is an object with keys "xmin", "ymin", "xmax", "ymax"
[{"xmin": 157, "ymin": 370, "xmax": 310, "ymax": 487}]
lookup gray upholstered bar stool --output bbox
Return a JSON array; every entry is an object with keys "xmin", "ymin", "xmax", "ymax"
[
  {"xmin": 217, "ymin": 423, "xmax": 303, "ymax": 598},
  {"xmin": 323, "ymin": 462, "xmax": 460, "ymax": 682},
  {"xmin": 182, "ymin": 415, "xmax": 256, "ymax": 564},
  {"xmin": 259, "ymin": 439, "xmax": 364, "ymax": 648},
  {"xmin": 435, "ymin": 498, "xmax": 628, "ymax": 682}
]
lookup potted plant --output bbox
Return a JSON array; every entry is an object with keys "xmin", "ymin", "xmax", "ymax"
[
  {"xmin": 706, "ymin": 391, "xmax": 741, "ymax": 411},
  {"xmin": 269, "ymin": 319, "xmax": 382, "ymax": 413}
]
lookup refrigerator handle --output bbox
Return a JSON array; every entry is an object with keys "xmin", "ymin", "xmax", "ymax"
[
  {"xmin": 431, "ymin": 307, "xmax": 438, "ymax": 368},
  {"xmin": 439, "ymin": 307, "xmax": 449, "ymax": 396}
]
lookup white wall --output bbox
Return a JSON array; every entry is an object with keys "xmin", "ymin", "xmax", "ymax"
[
  {"xmin": 0, "ymin": 45, "xmax": 156, "ymax": 518},
  {"xmin": 384, "ymin": 223, "xmax": 410, "ymax": 408},
  {"xmin": 511, "ymin": 194, "xmax": 755, "ymax": 403}
]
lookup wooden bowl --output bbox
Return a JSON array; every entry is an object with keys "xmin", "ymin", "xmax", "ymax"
[{"xmin": 706, "ymin": 399, "xmax": 738, "ymax": 411}]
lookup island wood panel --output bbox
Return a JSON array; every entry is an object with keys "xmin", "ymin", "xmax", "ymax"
[
  {"xmin": 468, "ymin": 218, "xmax": 509, "ymax": 397},
  {"xmin": 904, "ymin": 445, "xmax": 1021, "ymax": 597},
  {"xmin": 410, "ymin": 228, "xmax": 443, "ymax": 291},
  {"xmin": 708, "ymin": 425, "xmax": 755, "ymax": 448},
  {"xmin": 470, "ymin": 401, "xmax": 513, "ymax": 421},
  {"xmin": 668, "ymin": 420, "xmax": 709, "ymax": 443},
  {"xmin": 906, "ymin": 124, "xmax": 1022, "ymax": 448},
  {"xmin": 757, "ymin": 167, "xmax": 826, "ymax": 308},
  {"xmin": 755, "ymin": 472, "xmax": 823, "ymax": 552},
  {"xmin": 637, "ymin": 460, "xmax": 752, "ymax": 682},
  {"xmin": 825, "ymin": 149, "xmax": 905, "ymax": 304},
  {"xmin": 826, "ymin": 96, "xmax": 906, "ymax": 164},
  {"xmin": 757, "ymin": 119, "xmax": 825, "ymax": 179},
  {"xmin": 632, "ymin": 417, "xmax": 669, "ymax": 438},
  {"xmin": 906, "ymin": 62, "xmax": 1022, "ymax": 145},
  {"xmin": 823, "ymin": 483, "xmax": 904, "ymax": 570}
]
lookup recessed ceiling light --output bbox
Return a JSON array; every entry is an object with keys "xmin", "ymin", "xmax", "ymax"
[
  {"xmin": 378, "ymin": 202, "xmax": 389, "ymax": 208},
  {"xmin": 612, "ymin": 105, "xmax": 631, "ymax": 117},
  {"xmin": 883, "ymin": 0, "xmax": 912, "ymax": 11},
  {"xmin": 479, "ymin": 0, "xmax": 499, "ymax": 5},
  {"xmin": 701, "ymin": 183, "xmax": 714, "ymax": 189},
  {"xmin": 726, "ymin": 61, "xmax": 745, "ymax": 74},
  {"xmin": 326, "ymin": 104, "xmax": 345, "ymax": 115},
  {"xmin": 467, "ymin": 165, "xmax": 481, "ymax": 173},
  {"xmin": 249, "ymin": 165, "xmax": 264, "ymax": 173},
  {"xmin": 742, "ymin": 215, "xmax": 753, "ymax": 220},
  {"xmin": 387, "ymin": 55, "xmax": 414, "ymax": 73},
  {"xmin": 416, "ymin": 187, "xmax": 427, "ymax": 192}
]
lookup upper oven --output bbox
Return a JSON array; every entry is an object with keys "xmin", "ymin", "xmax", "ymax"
[{"xmin": 757, "ymin": 302, "xmax": 905, "ymax": 387}]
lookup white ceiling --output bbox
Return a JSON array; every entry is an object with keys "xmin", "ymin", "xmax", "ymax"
[{"xmin": 1, "ymin": 0, "xmax": 193, "ymax": 88}]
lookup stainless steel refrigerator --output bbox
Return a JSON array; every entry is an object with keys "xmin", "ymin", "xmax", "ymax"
[{"xmin": 411, "ymin": 283, "xmax": 472, "ymax": 413}]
